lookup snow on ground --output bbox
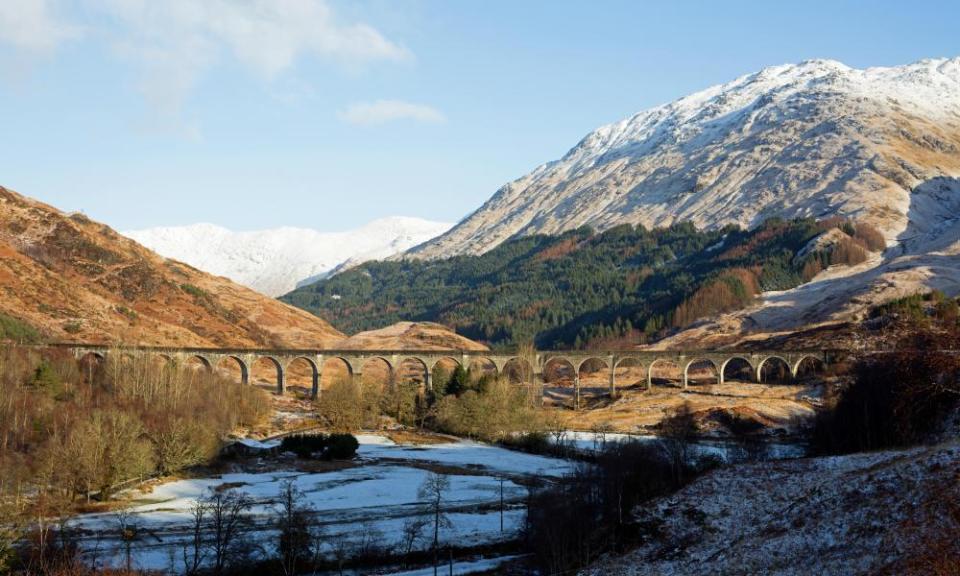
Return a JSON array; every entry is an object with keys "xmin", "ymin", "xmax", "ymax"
[
  {"xmin": 356, "ymin": 434, "xmax": 576, "ymax": 478},
  {"xmin": 583, "ymin": 441, "xmax": 960, "ymax": 576},
  {"xmin": 74, "ymin": 434, "xmax": 572, "ymax": 572},
  {"xmin": 382, "ymin": 554, "xmax": 524, "ymax": 576},
  {"xmin": 550, "ymin": 431, "xmax": 808, "ymax": 463}
]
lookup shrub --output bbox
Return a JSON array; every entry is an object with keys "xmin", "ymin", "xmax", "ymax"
[
  {"xmin": 180, "ymin": 283, "xmax": 207, "ymax": 298},
  {"xmin": 524, "ymin": 439, "xmax": 698, "ymax": 574},
  {"xmin": 280, "ymin": 433, "xmax": 359, "ymax": 460},
  {"xmin": 0, "ymin": 313, "xmax": 41, "ymax": 344}
]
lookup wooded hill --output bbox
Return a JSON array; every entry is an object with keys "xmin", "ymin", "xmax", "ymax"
[{"xmin": 283, "ymin": 217, "xmax": 884, "ymax": 349}]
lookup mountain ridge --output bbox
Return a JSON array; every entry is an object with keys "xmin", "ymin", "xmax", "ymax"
[
  {"xmin": 0, "ymin": 187, "xmax": 345, "ymax": 348},
  {"xmin": 125, "ymin": 216, "xmax": 452, "ymax": 297},
  {"xmin": 410, "ymin": 56, "xmax": 960, "ymax": 259}
]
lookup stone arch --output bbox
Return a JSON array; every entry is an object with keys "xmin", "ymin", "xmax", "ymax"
[
  {"xmin": 215, "ymin": 355, "xmax": 249, "ymax": 385},
  {"xmin": 466, "ymin": 357, "xmax": 498, "ymax": 383},
  {"xmin": 320, "ymin": 356, "xmax": 353, "ymax": 393},
  {"xmin": 757, "ymin": 356, "xmax": 791, "ymax": 384},
  {"xmin": 793, "ymin": 355, "xmax": 826, "ymax": 380},
  {"xmin": 359, "ymin": 356, "xmax": 394, "ymax": 392},
  {"xmin": 577, "ymin": 357, "xmax": 611, "ymax": 407},
  {"xmin": 542, "ymin": 356, "xmax": 575, "ymax": 383},
  {"xmin": 720, "ymin": 356, "xmax": 755, "ymax": 384},
  {"xmin": 286, "ymin": 356, "xmax": 319, "ymax": 398},
  {"xmin": 613, "ymin": 357, "xmax": 646, "ymax": 392},
  {"xmin": 78, "ymin": 350, "xmax": 105, "ymax": 363},
  {"xmin": 683, "ymin": 358, "xmax": 720, "ymax": 387},
  {"xmin": 430, "ymin": 356, "xmax": 463, "ymax": 393},
  {"xmin": 502, "ymin": 357, "xmax": 534, "ymax": 385},
  {"xmin": 78, "ymin": 351, "xmax": 105, "ymax": 383},
  {"xmin": 185, "ymin": 354, "xmax": 213, "ymax": 372},
  {"xmin": 647, "ymin": 358, "xmax": 683, "ymax": 389},
  {"xmin": 542, "ymin": 356, "xmax": 576, "ymax": 408},
  {"xmin": 251, "ymin": 356, "xmax": 285, "ymax": 394},
  {"xmin": 399, "ymin": 357, "xmax": 431, "ymax": 390}
]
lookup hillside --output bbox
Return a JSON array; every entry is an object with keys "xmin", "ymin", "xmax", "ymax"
[
  {"xmin": 583, "ymin": 442, "xmax": 960, "ymax": 575},
  {"xmin": 0, "ymin": 187, "xmax": 345, "ymax": 348},
  {"xmin": 125, "ymin": 217, "xmax": 451, "ymax": 297},
  {"xmin": 283, "ymin": 216, "xmax": 883, "ymax": 348},
  {"xmin": 335, "ymin": 321, "xmax": 489, "ymax": 351},
  {"xmin": 413, "ymin": 57, "xmax": 960, "ymax": 259}
]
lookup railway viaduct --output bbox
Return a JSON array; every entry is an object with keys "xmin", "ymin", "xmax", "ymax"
[{"xmin": 59, "ymin": 344, "xmax": 832, "ymax": 402}]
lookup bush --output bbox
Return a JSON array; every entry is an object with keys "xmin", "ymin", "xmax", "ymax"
[
  {"xmin": 0, "ymin": 313, "xmax": 41, "ymax": 344},
  {"xmin": 280, "ymin": 433, "xmax": 358, "ymax": 460},
  {"xmin": 524, "ymin": 439, "xmax": 697, "ymax": 574},
  {"xmin": 813, "ymin": 331, "xmax": 960, "ymax": 454}
]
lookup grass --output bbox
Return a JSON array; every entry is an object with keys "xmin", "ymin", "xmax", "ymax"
[{"xmin": 0, "ymin": 312, "xmax": 41, "ymax": 343}]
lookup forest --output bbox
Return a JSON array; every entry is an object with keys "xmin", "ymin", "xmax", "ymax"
[{"xmin": 283, "ymin": 217, "xmax": 885, "ymax": 348}]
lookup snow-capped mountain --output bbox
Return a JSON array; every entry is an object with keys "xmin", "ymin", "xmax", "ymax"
[
  {"xmin": 412, "ymin": 57, "xmax": 960, "ymax": 259},
  {"xmin": 125, "ymin": 217, "xmax": 451, "ymax": 297}
]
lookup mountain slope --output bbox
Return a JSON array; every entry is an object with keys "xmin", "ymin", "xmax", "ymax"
[
  {"xmin": 283, "ymin": 217, "xmax": 882, "ymax": 348},
  {"xmin": 412, "ymin": 57, "xmax": 960, "ymax": 259},
  {"xmin": 125, "ymin": 217, "xmax": 451, "ymax": 297},
  {"xmin": 0, "ymin": 187, "xmax": 345, "ymax": 348}
]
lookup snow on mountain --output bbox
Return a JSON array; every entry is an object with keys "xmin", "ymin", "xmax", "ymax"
[
  {"xmin": 125, "ymin": 217, "xmax": 451, "ymax": 297},
  {"xmin": 412, "ymin": 57, "xmax": 960, "ymax": 259}
]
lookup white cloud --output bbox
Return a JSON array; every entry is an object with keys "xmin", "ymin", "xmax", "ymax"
[
  {"xmin": 0, "ymin": 0, "xmax": 80, "ymax": 54},
  {"xmin": 94, "ymin": 0, "xmax": 411, "ymax": 114},
  {"xmin": 339, "ymin": 99, "xmax": 445, "ymax": 126}
]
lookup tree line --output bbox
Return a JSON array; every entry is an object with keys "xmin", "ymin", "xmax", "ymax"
[
  {"xmin": 283, "ymin": 217, "xmax": 886, "ymax": 349},
  {"xmin": 0, "ymin": 346, "xmax": 270, "ymax": 575}
]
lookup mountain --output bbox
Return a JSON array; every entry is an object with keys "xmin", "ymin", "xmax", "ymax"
[
  {"xmin": 412, "ymin": 57, "xmax": 960, "ymax": 259},
  {"xmin": 125, "ymin": 217, "xmax": 451, "ymax": 297},
  {"xmin": 283, "ymin": 217, "xmax": 884, "ymax": 348},
  {"xmin": 0, "ymin": 187, "xmax": 345, "ymax": 348}
]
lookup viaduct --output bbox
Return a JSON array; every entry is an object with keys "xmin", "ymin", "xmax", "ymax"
[{"xmin": 59, "ymin": 344, "xmax": 832, "ymax": 402}]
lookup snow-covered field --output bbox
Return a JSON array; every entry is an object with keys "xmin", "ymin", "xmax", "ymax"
[
  {"xmin": 74, "ymin": 434, "xmax": 573, "ymax": 573},
  {"xmin": 550, "ymin": 431, "xmax": 808, "ymax": 463}
]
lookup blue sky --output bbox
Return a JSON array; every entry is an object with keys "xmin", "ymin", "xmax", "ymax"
[{"xmin": 1, "ymin": 0, "xmax": 957, "ymax": 231}]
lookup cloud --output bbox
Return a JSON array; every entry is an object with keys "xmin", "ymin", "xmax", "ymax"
[
  {"xmin": 94, "ymin": 0, "xmax": 411, "ymax": 115},
  {"xmin": 0, "ymin": 0, "xmax": 80, "ymax": 54},
  {"xmin": 339, "ymin": 99, "xmax": 445, "ymax": 126}
]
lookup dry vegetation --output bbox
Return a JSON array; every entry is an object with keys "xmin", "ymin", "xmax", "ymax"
[
  {"xmin": 0, "ymin": 187, "xmax": 343, "ymax": 347},
  {"xmin": 0, "ymin": 346, "xmax": 270, "ymax": 574}
]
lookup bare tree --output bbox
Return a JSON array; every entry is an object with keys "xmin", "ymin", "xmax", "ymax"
[
  {"xmin": 204, "ymin": 487, "xmax": 252, "ymax": 575},
  {"xmin": 328, "ymin": 532, "xmax": 353, "ymax": 576},
  {"xmin": 114, "ymin": 507, "xmax": 140, "ymax": 573},
  {"xmin": 275, "ymin": 480, "xmax": 315, "ymax": 576},
  {"xmin": 182, "ymin": 499, "xmax": 207, "ymax": 575},
  {"xmin": 418, "ymin": 473, "xmax": 452, "ymax": 576},
  {"xmin": 401, "ymin": 517, "xmax": 428, "ymax": 565}
]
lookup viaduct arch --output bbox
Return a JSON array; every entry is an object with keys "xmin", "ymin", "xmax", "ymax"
[{"xmin": 59, "ymin": 345, "xmax": 833, "ymax": 404}]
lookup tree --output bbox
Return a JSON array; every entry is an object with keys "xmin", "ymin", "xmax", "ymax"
[
  {"xmin": 400, "ymin": 517, "xmax": 428, "ymax": 565},
  {"xmin": 659, "ymin": 401, "xmax": 698, "ymax": 484},
  {"xmin": 203, "ymin": 487, "xmax": 252, "ymax": 575},
  {"xmin": 443, "ymin": 365, "xmax": 469, "ymax": 397},
  {"xmin": 275, "ymin": 480, "xmax": 315, "ymax": 576},
  {"xmin": 418, "ymin": 473, "xmax": 452, "ymax": 576},
  {"xmin": 182, "ymin": 499, "xmax": 207, "ymax": 575}
]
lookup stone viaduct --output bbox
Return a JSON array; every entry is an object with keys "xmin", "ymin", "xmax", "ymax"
[{"xmin": 61, "ymin": 344, "xmax": 832, "ymax": 402}]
